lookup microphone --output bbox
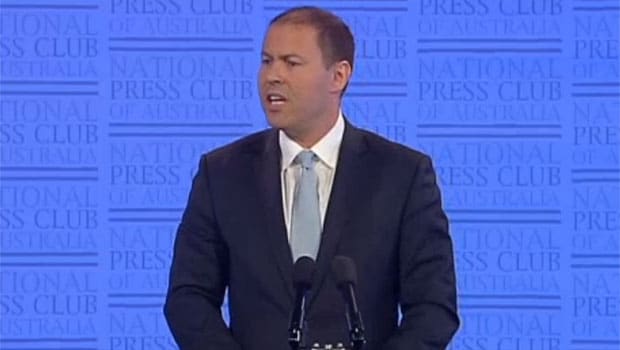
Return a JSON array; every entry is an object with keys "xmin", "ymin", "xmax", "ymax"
[
  {"xmin": 289, "ymin": 256, "xmax": 316, "ymax": 350},
  {"xmin": 332, "ymin": 256, "xmax": 366, "ymax": 350}
]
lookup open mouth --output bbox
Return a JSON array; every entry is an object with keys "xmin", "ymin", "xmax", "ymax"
[{"xmin": 267, "ymin": 93, "xmax": 287, "ymax": 105}]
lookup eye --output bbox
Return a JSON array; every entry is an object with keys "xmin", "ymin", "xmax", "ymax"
[
  {"xmin": 287, "ymin": 60, "xmax": 300, "ymax": 67},
  {"xmin": 261, "ymin": 57, "xmax": 272, "ymax": 64}
]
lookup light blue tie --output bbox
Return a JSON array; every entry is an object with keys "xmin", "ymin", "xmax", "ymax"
[{"xmin": 290, "ymin": 150, "xmax": 321, "ymax": 261}]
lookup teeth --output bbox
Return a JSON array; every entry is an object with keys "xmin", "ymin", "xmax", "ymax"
[{"xmin": 268, "ymin": 94, "xmax": 285, "ymax": 102}]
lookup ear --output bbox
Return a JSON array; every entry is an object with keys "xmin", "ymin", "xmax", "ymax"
[{"xmin": 329, "ymin": 60, "xmax": 352, "ymax": 94}]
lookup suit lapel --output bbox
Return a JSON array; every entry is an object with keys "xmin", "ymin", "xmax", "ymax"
[
  {"xmin": 253, "ymin": 130, "xmax": 295, "ymax": 301},
  {"xmin": 308, "ymin": 122, "xmax": 369, "ymax": 306}
]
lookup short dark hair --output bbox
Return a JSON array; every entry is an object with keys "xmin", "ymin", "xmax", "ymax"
[{"xmin": 270, "ymin": 6, "xmax": 355, "ymax": 72}]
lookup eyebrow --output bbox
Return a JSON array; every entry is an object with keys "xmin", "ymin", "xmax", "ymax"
[{"xmin": 261, "ymin": 52, "xmax": 304, "ymax": 60}]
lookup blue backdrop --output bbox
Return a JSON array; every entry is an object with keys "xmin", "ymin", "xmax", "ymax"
[{"xmin": 0, "ymin": 0, "xmax": 619, "ymax": 349}]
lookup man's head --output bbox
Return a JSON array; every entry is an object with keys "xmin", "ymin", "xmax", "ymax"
[
  {"xmin": 258, "ymin": 6, "xmax": 355, "ymax": 147},
  {"xmin": 269, "ymin": 6, "xmax": 355, "ymax": 75}
]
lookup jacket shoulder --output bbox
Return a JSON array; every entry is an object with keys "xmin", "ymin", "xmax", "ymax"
[
  {"xmin": 200, "ymin": 128, "xmax": 274, "ymax": 164},
  {"xmin": 356, "ymin": 127, "xmax": 431, "ymax": 166}
]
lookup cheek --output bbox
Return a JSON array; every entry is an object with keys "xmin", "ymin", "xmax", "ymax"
[
  {"xmin": 296, "ymin": 76, "xmax": 327, "ymax": 98},
  {"xmin": 257, "ymin": 71, "xmax": 265, "ymax": 86}
]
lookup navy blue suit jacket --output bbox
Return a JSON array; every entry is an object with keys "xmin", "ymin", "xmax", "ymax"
[{"xmin": 164, "ymin": 121, "xmax": 459, "ymax": 350}]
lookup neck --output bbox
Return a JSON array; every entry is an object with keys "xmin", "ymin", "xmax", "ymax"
[{"xmin": 288, "ymin": 107, "xmax": 340, "ymax": 148}]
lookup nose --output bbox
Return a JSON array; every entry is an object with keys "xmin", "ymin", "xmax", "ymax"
[{"xmin": 263, "ymin": 61, "xmax": 283, "ymax": 84}]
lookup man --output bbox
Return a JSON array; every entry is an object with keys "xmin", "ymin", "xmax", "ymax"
[{"xmin": 164, "ymin": 6, "xmax": 459, "ymax": 350}]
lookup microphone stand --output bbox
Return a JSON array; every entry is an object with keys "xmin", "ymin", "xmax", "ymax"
[
  {"xmin": 345, "ymin": 291, "xmax": 366, "ymax": 350},
  {"xmin": 333, "ymin": 256, "xmax": 366, "ymax": 350},
  {"xmin": 288, "ymin": 307, "xmax": 305, "ymax": 350},
  {"xmin": 289, "ymin": 257, "xmax": 315, "ymax": 350},
  {"xmin": 288, "ymin": 327, "xmax": 301, "ymax": 350}
]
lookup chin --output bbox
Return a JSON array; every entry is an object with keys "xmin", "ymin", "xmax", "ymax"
[{"xmin": 265, "ymin": 114, "xmax": 287, "ymax": 129}]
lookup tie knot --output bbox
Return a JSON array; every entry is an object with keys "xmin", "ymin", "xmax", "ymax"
[{"xmin": 295, "ymin": 150, "xmax": 317, "ymax": 169}]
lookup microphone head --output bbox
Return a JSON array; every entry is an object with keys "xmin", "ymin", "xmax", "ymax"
[
  {"xmin": 331, "ymin": 255, "xmax": 357, "ymax": 288},
  {"xmin": 293, "ymin": 256, "xmax": 316, "ymax": 289}
]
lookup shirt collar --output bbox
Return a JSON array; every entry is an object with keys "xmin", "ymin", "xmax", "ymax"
[{"xmin": 279, "ymin": 110, "xmax": 345, "ymax": 170}]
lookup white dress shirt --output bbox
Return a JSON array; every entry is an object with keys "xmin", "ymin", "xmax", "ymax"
[{"xmin": 279, "ymin": 112, "xmax": 345, "ymax": 240}]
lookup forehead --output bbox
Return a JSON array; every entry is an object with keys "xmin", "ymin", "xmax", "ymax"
[{"xmin": 262, "ymin": 23, "xmax": 321, "ymax": 55}]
